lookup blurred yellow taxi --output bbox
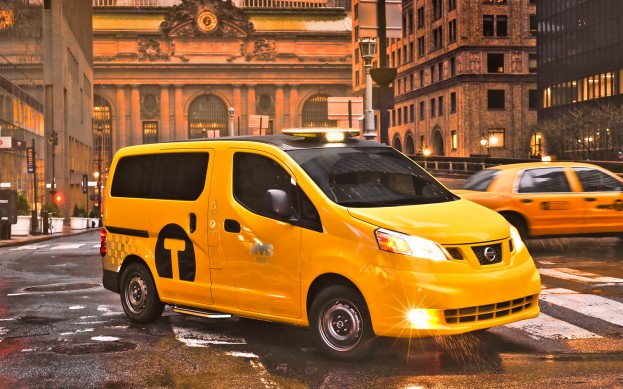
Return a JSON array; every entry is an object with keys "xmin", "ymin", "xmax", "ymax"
[{"xmin": 454, "ymin": 162, "xmax": 623, "ymax": 239}]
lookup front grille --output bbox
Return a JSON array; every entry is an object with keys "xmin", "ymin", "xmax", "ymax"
[
  {"xmin": 472, "ymin": 243, "xmax": 503, "ymax": 265},
  {"xmin": 444, "ymin": 295, "xmax": 536, "ymax": 324}
]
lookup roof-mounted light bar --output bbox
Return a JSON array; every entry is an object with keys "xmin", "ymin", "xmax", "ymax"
[{"xmin": 282, "ymin": 128, "xmax": 360, "ymax": 143}]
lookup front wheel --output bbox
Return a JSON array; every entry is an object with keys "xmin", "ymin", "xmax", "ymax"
[
  {"xmin": 120, "ymin": 262, "xmax": 164, "ymax": 323},
  {"xmin": 309, "ymin": 285, "xmax": 374, "ymax": 361}
]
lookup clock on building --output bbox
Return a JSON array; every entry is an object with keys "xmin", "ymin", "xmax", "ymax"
[{"xmin": 196, "ymin": 10, "xmax": 218, "ymax": 33}]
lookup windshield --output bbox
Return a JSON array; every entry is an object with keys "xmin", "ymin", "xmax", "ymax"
[
  {"xmin": 462, "ymin": 169, "xmax": 501, "ymax": 191},
  {"xmin": 287, "ymin": 146, "xmax": 458, "ymax": 207}
]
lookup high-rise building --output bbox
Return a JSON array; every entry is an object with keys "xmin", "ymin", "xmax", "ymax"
[
  {"xmin": 353, "ymin": 0, "xmax": 537, "ymax": 157},
  {"xmin": 537, "ymin": 0, "xmax": 623, "ymax": 160}
]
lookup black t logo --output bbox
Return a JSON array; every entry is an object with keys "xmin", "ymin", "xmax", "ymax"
[{"xmin": 155, "ymin": 224, "xmax": 196, "ymax": 281}]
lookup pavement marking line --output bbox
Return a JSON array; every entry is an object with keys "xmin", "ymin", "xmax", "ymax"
[
  {"xmin": 51, "ymin": 243, "xmax": 86, "ymax": 250},
  {"xmin": 540, "ymin": 288, "xmax": 623, "ymax": 328},
  {"xmin": 539, "ymin": 267, "xmax": 623, "ymax": 284},
  {"xmin": 172, "ymin": 325, "xmax": 246, "ymax": 347},
  {"xmin": 9, "ymin": 244, "xmax": 50, "ymax": 251},
  {"xmin": 504, "ymin": 312, "xmax": 601, "ymax": 340}
]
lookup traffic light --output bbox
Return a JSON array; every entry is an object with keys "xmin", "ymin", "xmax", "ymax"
[
  {"xmin": 50, "ymin": 132, "xmax": 58, "ymax": 146},
  {"xmin": 53, "ymin": 192, "xmax": 64, "ymax": 205}
]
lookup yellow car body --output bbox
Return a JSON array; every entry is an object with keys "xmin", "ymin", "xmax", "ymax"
[
  {"xmin": 455, "ymin": 162, "xmax": 623, "ymax": 238},
  {"xmin": 101, "ymin": 129, "xmax": 540, "ymax": 360}
]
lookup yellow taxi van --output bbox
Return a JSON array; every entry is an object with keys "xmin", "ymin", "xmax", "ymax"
[{"xmin": 100, "ymin": 128, "xmax": 541, "ymax": 360}]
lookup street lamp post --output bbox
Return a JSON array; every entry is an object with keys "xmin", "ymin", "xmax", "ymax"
[
  {"xmin": 359, "ymin": 38, "xmax": 377, "ymax": 141},
  {"xmin": 228, "ymin": 106, "xmax": 235, "ymax": 137},
  {"xmin": 96, "ymin": 126, "xmax": 103, "ymax": 227}
]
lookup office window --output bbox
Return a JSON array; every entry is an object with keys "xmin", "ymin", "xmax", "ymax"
[
  {"xmin": 355, "ymin": 70, "xmax": 360, "ymax": 85},
  {"xmin": 487, "ymin": 90, "xmax": 505, "ymax": 110},
  {"xmin": 483, "ymin": 15, "xmax": 494, "ymax": 36},
  {"xmin": 450, "ymin": 92, "xmax": 457, "ymax": 113},
  {"xmin": 409, "ymin": 10, "xmax": 414, "ymax": 34},
  {"xmin": 450, "ymin": 57, "xmax": 456, "ymax": 76},
  {"xmin": 420, "ymin": 135, "xmax": 426, "ymax": 151},
  {"xmin": 448, "ymin": 0, "xmax": 456, "ymax": 11},
  {"xmin": 409, "ymin": 42, "xmax": 414, "ymax": 61},
  {"xmin": 410, "ymin": 74, "xmax": 414, "ymax": 90},
  {"xmin": 403, "ymin": 107, "xmax": 408, "ymax": 124},
  {"xmin": 419, "ymin": 101, "xmax": 425, "ymax": 120},
  {"xmin": 448, "ymin": 19, "xmax": 457, "ymax": 43},
  {"xmin": 439, "ymin": 96, "xmax": 444, "ymax": 116},
  {"xmin": 487, "ymin": 53, "xmax": 504, "ymax": 73},
  {"xmin": 392, "ymin": 109, "xmax": 396, "ymax": 126},
  {"xmin": 438, "ymin": 63, "xmax": 443, "ymax": 81},
  {"xmin": 402, "ymin": 15, "xmax": 407, "ymax": 37},
  {"xmin": 410, "ymin": 104, "xmax": 415, "ymax": 122},
  {"xmin": 397, "ymin": 79, "xmax": 402, "ymax": 95},
  {"xmin": 403, "ymin": 45, "xmax": 408, "ymax": 63},
  {"xmin": 419, "ymin": 69, "xmax": 424, "ymax": 87},
  {"xmin": 397, "ymin": 107, "xmax": 402, "ymax": 125},
  {"xmin": 430, "ymin": 65, "xmax": 436, "ymax": 83},
  {"xmin": 451, "ymin": 130, "xmax": 458, "ymax": 150},
  {"xmin": 529, "ymin": 89, "xmax": 537, "ymax": 110},
  {"xmin": 529, "ymin": 54, "xmax": 537, "ymax": 73},
  {"xmin": 417, "ymin": 7, "xmax": 424, "ymax": 28},
  {"xmin": 397, "ymin": 48, "xmax": 401, "ymax": 66},
  {"xmin": 496, "ymin": 15, "xmax": 507, "ymax": 37},
  {"xmin": 432, "ymin": 0, "xmax": 442, "ymax": 21},
  {"xmin": 488, "ymin": 129, "xmax": 505, "ymax": 148},
  {"xmin": 433, "ymin": 27, "xmax": 443, "ymax": 50},
  {"xmin": 418, "ymin": 36, "xmax": 425, "ymax": 57},
  {"xmin": 529, "ymin": 14, "xmax": 537, "ymax": 36},
  {"xmin": 430, "ymin": 98, "xmax": 436, "ymax": 117}
]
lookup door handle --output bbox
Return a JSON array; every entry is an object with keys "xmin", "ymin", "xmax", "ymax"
[
  {"xmin": 224, "ymin": 219, "xmax": 241, "ymax": 233},
  {"xmin": 584, "ymin": 197, "xmax": 597, "ymax": 202},
  {"xmin": 189, "ymin": 213, "xmax": 196, "ymax": 233},
  {"xmin": 520, "ymin": 199, "xmax": 533, "ymax": 204}
]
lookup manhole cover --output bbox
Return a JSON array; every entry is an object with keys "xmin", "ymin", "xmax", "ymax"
[
  {"xmin": 23, "ymin": 282, "xmax": 100, "ymax": 292},
  {"xmin": 52, "ymin": 341, "xmax": 136, "ymax": 355}
]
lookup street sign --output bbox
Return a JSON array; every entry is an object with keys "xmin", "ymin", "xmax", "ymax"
[
  {"xmin": 26, "ymin": 147, "xmax": 35, "ymax": 173},
  {"xmin": 358, "ymin": 0, "xmax": 403, "ymax": 38},
  {"xmin": 249, "ymin": 115, "xmax": 269, "ymax": 135},
  {"xmin": 0, "ymin": 136, "xmax": 11, "ymax": 149},
  {"xmin": 327, "ymin": 97, "xmax": 364, "ymax": 120},
  {"xmin": 82, "ymin": 174, "xmax": 88, "ymax": 194}
]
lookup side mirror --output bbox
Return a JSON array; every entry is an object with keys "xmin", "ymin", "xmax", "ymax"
[{"xmin": 265, "ymin": 189, "xmax": 297, "ymax": 222}]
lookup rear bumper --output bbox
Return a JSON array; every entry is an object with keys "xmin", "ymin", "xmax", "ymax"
[{"xmin": 102, "ymin": 269, "xmax": 119, "ymax": 293}]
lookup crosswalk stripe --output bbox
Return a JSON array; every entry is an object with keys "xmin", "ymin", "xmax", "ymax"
[
  {"xmin": 9, "ymin": 244, "xmax": 50, "ymax": 251},
  {"xmin": 51, "ymin": 243, "xmax": 86, "ymax": 250},
  {"xmin": 540, "ymin": 287, "xmax": 623, "ymax": 328},
  {"xmin": 504, "ymin": 312, "xmax": 601, "ymax": 340},
  {"xmin": 539, "ymin": 268, "xmax": 623, "ymax": 284}
]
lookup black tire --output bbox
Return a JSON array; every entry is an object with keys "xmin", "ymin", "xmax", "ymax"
[
  {"xmin": 309, "ymin": 285, "xmax": 374, "ymax": 361},
  {"xmin": 503, "ymin": 213, "xmax": 528, "ymax": 241},
  {"xmin": 119, "ymin": 262, "xmax": 164, "ymax": 323}
]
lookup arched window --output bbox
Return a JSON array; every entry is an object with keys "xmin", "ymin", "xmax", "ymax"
[
  {"xmin": 93, "ymin": 94, "xmax": 113, "ymax": 179},
  {"xmin": 302, "ymin": 95, "xmax": 337, "ymax": 128},
  {"xmin": 188, "ymin": 94, "xmax": 227, "ymax": 138},
  {"xmin": 404, "ymin": 133, "xmax": 415, "ymax": 155},
  {"xmin": 392, "ymin": 134, "xmax": 403, "ymax": 152}
]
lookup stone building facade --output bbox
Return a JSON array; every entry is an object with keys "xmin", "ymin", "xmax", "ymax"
[
  {"xmin": 353, "ymin": 0, "xmax": 537, "ymax": 157},
  {"xmin": 92, "ymin": 0, "xmax": 353, "ymax": 178}
]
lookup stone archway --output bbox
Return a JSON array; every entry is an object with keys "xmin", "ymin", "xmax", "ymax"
[
  {"xmin": 404, "ymin": 132, "xmax": 415, "ymax": 155},
  {"xmin": 302, "ymin": 95, "xmax": 337, "ymax": 128},
  {"xmin": 188, "ymin": 94, "xmax": 228, "ymax": 138},
  {"xmin": 432, "ymin": 127, "xmax": 445, "ymax": 156},
  {"xmin": 392, "ymin": 134, "xmax": 402, "ymax": 152}
]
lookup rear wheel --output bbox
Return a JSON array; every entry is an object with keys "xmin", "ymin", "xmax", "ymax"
[
  {"xmin": 309, "ymin": 285, "xmax": 374, "ymax": 361},
  {"xmin": 503, "ymin": 213, "xmax": 528, "ymax": 241},
  {"xmin": 120, "ymin": 262, "xmax": 164, "ymax": 323}
]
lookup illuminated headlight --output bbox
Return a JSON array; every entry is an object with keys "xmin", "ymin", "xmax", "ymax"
[
  {"xmin": 375, "ymin": 228, "xmax": 450, "ymax": 261},
  {"xmin": 510, "ymin": 224, "xmax": 525, "ymax": 252},
  {"xmin": 407, "ymin": 309, "xmax": 438, "ymax": 328}
]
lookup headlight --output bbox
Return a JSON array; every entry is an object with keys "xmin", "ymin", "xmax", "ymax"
[
  {"xmin": 375, "ymin": 228, "xmax": 450, "ymax": 261},
  {"xmin": 510, "ymin": 224, "xmax": 525, "ymax": 252}
]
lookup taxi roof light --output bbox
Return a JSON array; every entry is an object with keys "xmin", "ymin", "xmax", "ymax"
[{"xmin": 282, "ymin": 128, "xmax": 360, "ymax": 142}]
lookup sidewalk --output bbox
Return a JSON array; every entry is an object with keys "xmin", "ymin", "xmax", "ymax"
[{"xmin": 0, "ymin": 225, "xmax": 99, "ymax": 249}]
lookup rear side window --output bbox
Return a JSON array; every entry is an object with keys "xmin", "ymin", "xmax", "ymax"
[
  {"xmin": 517, "ymin": 168, "xmax": 571, "ymax": 193},
  {"xmin": 111, "ymin": 153, "xmax": 209, "ymax": 200},
  {"xmin": 574, "ymin": 167, "xmax": 623, "ymax": 192}
]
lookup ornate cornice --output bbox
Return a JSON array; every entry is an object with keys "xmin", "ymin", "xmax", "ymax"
[{"xmin": 160, "ymin": 0, "xmax": 254, "ymax": 38}]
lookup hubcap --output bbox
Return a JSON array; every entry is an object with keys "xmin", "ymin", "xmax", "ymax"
[
  {"xmin": 126, "ymin": 274, "xmax": 147, "ymax": 314},
  {"xmin": 319, "ymin": 299, "xmax": 362, "ymax": 352}
]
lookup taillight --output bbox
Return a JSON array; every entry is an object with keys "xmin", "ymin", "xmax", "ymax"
[{"xmin": 99, "ymin": 227, "xmax": 107, "ymax": 257}]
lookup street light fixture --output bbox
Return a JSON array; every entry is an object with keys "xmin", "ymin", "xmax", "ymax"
[
  {"xmin": 359, "ymin": 37, "xmax": 377, "ymax": 141},
  {"xmin": 228, "ymin": 106, "xmax": 235, "ymax": 137}
]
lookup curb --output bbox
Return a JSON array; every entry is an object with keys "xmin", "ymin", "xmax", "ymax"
[{"xmin": 0, "ymin": 228, "xmax": 99, "ymax": 249}]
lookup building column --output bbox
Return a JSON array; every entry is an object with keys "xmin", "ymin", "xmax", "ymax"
[
  {"xmin": 233, "ymin": 84, "xmax": 241, "ymax": 136},
  {"xmin": 275, "ymin": 84, "xmax": 284, "ymax": 134},
  {"xmin": 160, "ymin": 84, "xmax": 170, "ymax": 142},
  {"xmin": 115, "ymin": 85, "xmax": 126, "ymax": 150},
  {"xmin": 175, "ymin": 85, "xmax": 185, "ymax": 140},
  {"xmin": 289, "ymin": 84, "xmax": 299, "ymax": 128},
  {"xmin": 246, "ymin": 84, "xmax": 256, "ymax": 136},
  {"xmin": 130, "ymin": 85, "xmax": 141, "ymax": 145}
]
